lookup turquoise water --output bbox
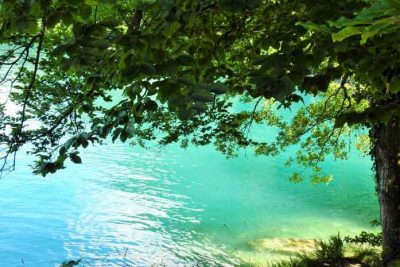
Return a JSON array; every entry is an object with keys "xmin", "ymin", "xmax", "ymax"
[{"xmin": 0, "ymin": 101, "xmax": 379, "ymax": 266}]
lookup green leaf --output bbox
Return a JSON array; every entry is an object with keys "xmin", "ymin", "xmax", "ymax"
[
  {"xmin": 52, "ymin": 45, "xmax": 69, "ymax": 56},
  {"xmin": 121, "ymin": 66, "xmax": 139, "ymax": 80},
  {"xmin": 196, "ymin": 82, "xmax": 227, "ymax": 94},
  {"xmin": 192, "ymin": 90, "xmax": 213, "ymax": 102},
  {"xmin": 59, "ymin": 146, "xmax": 67, "ymax": 155},
  {"xmin": 296, "ymin": 21, "xmax": 330, "ymax": 34},
  {"xmin": 70, "ymin": 153, "xmax": 82, "ymax": 164},
  {"xmin": 67, "ymin": 0, "xmax": 84, "ymax": 5},
  {"xmin": 140, "ymin": 63, "xmax": 156, "ymax": 75},
  {"xmin": 302, "ymin": 75, "xmax": 331, "ymax": 94},
  {"xmin": 55, "ymin": 154, "xmax": 68, "ymax": 165},
  {"xmin": 144, "ymin": 99, "xmax": 158, "ymax": 111},
  {"xmin": 162, "ymin": 21, "xmax": 181, "ymax": 38},
  {"xmin": 62, "ymin": 12, "xmax": 74, "ymax": 26},
  {"xmin": 178, "ymin": 74, "xmax": 196, "ymax": 86},
  {"xmin": 361, "ymin": 17, "xmax": 398, "ymax": 44},
  {"xmin": 112, "ymin": 128, "xmax": 123, "ymax": 142},
  {"xmin": 82, "ymin": 140, "xmax": 89, "ymax": 148},
  {"xmin": 332, "ymin": 26, "xmax": 362, "ymax": 42},
  {"xmin": 120, "ymin": 130, "xmax": 129, "ymax": 142},
  {"xmin": 85, "ymin": 0, "xmax": 98, "ymax": 5},
  {"xmin": 26, "ymin": 20, "xmax": 38, "ymax": 34},
  {"xmin": 191, "ymin": 89, "xmax": 213, "ymax": 102},
  {"xmin": 30, "ymin": 1, "xmax": 42, "ymax": 17},
  {"xmin": 389, "ymin": 78, "xmax": 400, "ymax": 93},
  {"xmin": 168, "ymin": 96, "xmax": 186, "ymax": 109},
  {"xmin": 79, "ymin": 4, "xmax": 92, "ymax": 19},
  {"xmin": 252, "ymin": 55, "xmax": 269, "ymax": 65},
  {"xmin": 192, "ymin": 102, "xmax": 207, "ymax": 112},
  {"xmin": 175, "ymin": 54, "xmax": 195, "ymax": 66},
  {"xmin": 210, "ymin": 83, "xmax": 228, "ymax": 94},
  {"xmin": 46, "ymin": 12, "xmax": 62, "ymax": 28}
]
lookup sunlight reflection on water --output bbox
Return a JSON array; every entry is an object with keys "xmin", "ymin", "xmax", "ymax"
[{"xmin": 0, "ymin": 70, "xmax": 378, "ymax": 266}]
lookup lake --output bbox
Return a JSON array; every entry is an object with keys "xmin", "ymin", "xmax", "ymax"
[{"xmin": 0, "ymin": 110, "xmax": 379, "ymax": 266}]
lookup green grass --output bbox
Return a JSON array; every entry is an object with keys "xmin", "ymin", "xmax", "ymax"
[{"xmin": 241, "ymin": 233, "xmax": 387, "ymax": 267}]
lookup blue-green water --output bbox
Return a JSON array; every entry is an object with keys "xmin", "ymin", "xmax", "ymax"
[{"xmin": 0, "ymin": 100, "xmax": 379, "ymax": 266}]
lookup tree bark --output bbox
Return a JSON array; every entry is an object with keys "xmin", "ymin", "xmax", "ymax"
[{"xmin": 373, "ymin": 117, "xmax": 400, "ymax": 265}]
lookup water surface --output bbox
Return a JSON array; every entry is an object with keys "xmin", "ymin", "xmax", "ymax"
[
  {"xmin": 0, "ymin": 80, "xmax": 379, "ymax": 267},
  {"xmin": 0, "ymin": 129, "xmax": 379, "ymax": 266}
]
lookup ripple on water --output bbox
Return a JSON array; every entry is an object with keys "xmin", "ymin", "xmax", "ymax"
[{"xmin": 0, "ymin": 137, "xmax": 378, "ymax": 266}]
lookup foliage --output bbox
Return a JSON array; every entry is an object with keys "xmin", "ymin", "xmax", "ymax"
[
  {"xmin": 300, "ymin": 1, "xmax": 400, "ymax": 127},
  {"xmin": 330, "ymin": 0, "xmax": 400, "ymax": 44},
  {"xmin": 59, "ymin": 259, "xmax": 81, "ymax": 267},
  {"xmin": 1, "ymin": 0, "xmax": 395, "ymax": 181},
  {"xmin": 352, "ymin": 246, "xmax": 382, "ymax": 267},
  {"xmin": 314, "ymin": 233, "xmax": 344, "ymax": 264},
  {"xmin": 0, "ymin": 0, "xmax": 378, "ymax": 178},
  {"xmin": 267, "ymin": 234, "xmax": 384, "ymax": 267},
  {"xmin": 267, "ymin": 234, "xmax": 345, "ymax": 267},
  {"xmin": 253, "ymin": 85, "xmax": 369, "ymax": 183},
  {"xmin": 345, "ymin": 231, "xmax": 383, "ymax": 247},
  {"xmin": 268, "ymin": 255, "xmax": 318, "ymax": 267},
  {"xmin": 2, "ymin": 0, "xmax": 400, "ymax": 264}
]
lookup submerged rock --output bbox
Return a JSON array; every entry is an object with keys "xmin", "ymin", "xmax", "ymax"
[{"xmin": 248, "ymin": 237, "xmax": 316, "ymax": 255}]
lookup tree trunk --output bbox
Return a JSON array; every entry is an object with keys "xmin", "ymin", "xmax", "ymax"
[{"xmin": 373, "ymin": 117, "xmax": 400, "ymax": 265}]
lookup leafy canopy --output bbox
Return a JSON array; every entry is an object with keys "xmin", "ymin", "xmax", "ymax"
[{"xmin": 0, "ymin": 0, "xmax": 398, "ymax": 179}]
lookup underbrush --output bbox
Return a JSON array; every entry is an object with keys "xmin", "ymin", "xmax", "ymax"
[{"xmin": 241, "ymin": 232, "xmax": 389, "ymax": 267}]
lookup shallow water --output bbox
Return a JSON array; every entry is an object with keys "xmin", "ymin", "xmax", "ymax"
[
  {"xmin": 0, "ymin": 75, "xmax": 379, "ymax": 266},
  {"xmin": 0, "ymin": 128, "xmax": 379, "ymax": 266}
]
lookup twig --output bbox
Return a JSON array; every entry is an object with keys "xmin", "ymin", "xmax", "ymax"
[{"xmin": 244, "ymin": 96, "xmax": 262, "ymax": 137}]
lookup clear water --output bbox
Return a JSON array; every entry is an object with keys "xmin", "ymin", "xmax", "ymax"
[{"xmin": 0, "ymin": 93, "xmax": 379, "ymax": 266}]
